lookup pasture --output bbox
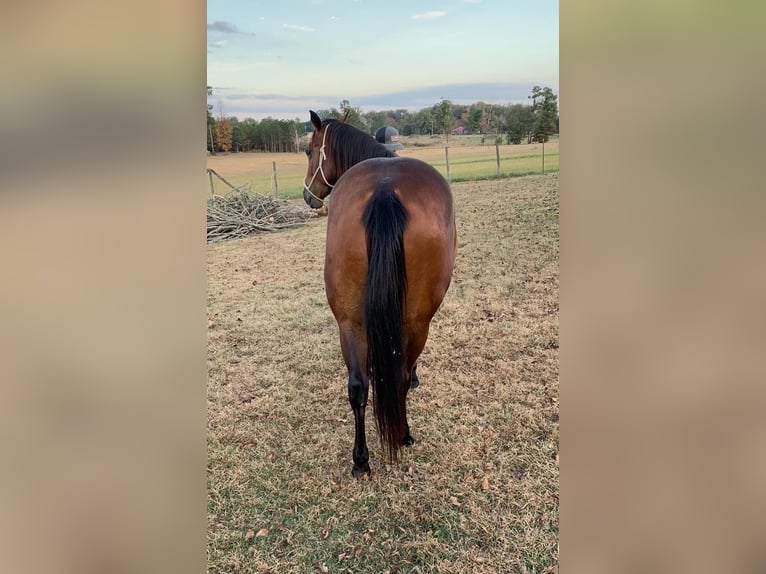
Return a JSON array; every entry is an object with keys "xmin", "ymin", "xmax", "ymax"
[
  {"xmin": 206, "ymin": 138, "xmax": 558, "ymax": 199},
  {"xmin": 207, "ymin": 173, "xmax": 559, "ymax": 573}
]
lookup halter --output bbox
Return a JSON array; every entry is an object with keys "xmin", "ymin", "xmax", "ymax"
[{"xmin": 303, "ymin": 125, "xmax": 334, "ymax": 205}]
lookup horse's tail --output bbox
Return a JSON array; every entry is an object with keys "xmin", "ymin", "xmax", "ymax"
[{"xmin": 363, "ymin": 178, "xmax": 408, "ymax": 462}]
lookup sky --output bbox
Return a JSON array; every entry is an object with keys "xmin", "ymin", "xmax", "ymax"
[{"xmin": 207, "ymin": 0, "xmax": 558, "ymax": 120}]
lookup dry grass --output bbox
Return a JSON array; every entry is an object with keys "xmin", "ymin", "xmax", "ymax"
[
  {"xmin": 397, "ymin": 141, "xmax": 558, "ymax": 162},
  {"xmin": 207, "ymin": 174, "xmax": 559, "ymax": 573}
]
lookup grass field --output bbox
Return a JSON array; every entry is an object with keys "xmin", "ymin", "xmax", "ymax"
[
  {"xmin": 206, "ymin": 139, "xmax": 558, "ymax": 199},
  {"xmin": 207, "ymin": 174, "xmax": 559, "ymax": 573}
]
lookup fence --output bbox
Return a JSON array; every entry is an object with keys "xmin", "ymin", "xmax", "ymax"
[
  {"xmin": 207, "ymin": 163, "xmax": 282, "ymax": 197},
  {"xmin": 207, "ymin": 140, "xmax": 559, "ymax": 200},
  {"xmin": 427, "ymin": 139, "xmax": 558, "ymax": 185}
]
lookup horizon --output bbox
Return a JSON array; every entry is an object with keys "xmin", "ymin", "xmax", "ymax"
[{"xmin": 208, "ymin": 81, "xmax": 555, "ymax": 121}]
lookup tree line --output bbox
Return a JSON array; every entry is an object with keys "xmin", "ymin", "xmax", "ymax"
[{"xmin": 207, "ymin": 86, "xmax": 558, "ymax": 154}]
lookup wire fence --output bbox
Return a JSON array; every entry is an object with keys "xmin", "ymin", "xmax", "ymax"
[{"xmin": 207, "ymin": 141, "xmax": 558, "ymax": 200}]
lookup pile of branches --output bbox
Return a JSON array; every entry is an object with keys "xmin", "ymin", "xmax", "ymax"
[{"xmin": 207, "ymin": 187, "xmax": 315, "ymax": 243}]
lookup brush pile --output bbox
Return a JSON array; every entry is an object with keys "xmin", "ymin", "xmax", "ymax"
[{"xmin": 207, "ymin": 187, "xmax": 315, "ymax": 243}]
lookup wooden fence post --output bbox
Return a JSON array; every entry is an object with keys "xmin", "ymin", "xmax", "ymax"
[
  {"xmin": 495, "ymin": 139, "xmax": 501, "ymax": 178},
  {"xmin": 207, "ymin": 168, "xmax": 237, "ymax": 191},
  {"xmin": 272, "ymin": 161, "xmax": 279, "ymax": 197},
  {"xmin": 208, "ymin": 169, "xmax": 215, "ymax": 195}
]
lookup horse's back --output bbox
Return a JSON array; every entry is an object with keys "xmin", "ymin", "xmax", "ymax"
[{"xmin": 329, "ymin": 157, "xmax": 454, "ymax": 234}]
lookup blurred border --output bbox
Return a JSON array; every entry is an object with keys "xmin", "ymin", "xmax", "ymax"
[
  {"xmin": 562, "ymin": 1, "xmax": 766, "ymax": 572},
  {"xmin": 0, "ymin": 1, "xmax": 207, "ymax": 573},
  {"xmin": 4, "ymin": 1, "xmax": 766, "ymax": 572}
]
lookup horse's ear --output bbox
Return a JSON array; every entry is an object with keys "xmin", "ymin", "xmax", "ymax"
[
  {"xmin": 310, "ymin": 110, "xmax": 322, "ymax": 131},
  {"xmin": 340, "ymin": 109, "xmax": 350, "ymax": 123}
]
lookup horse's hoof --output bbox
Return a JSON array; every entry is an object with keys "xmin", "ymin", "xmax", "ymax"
[
  {"xmin": 403, "ymin": 434, "xmax": 415, "ymax": 446},
  {"xmin": 351, "ymin": 464, "xmax": 371, "ymax": 479}
]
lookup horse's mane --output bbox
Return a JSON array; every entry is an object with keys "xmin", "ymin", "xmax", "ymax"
[{"xmin": 323, "ymin": 119, "xmax": 396, "ymax": 175}]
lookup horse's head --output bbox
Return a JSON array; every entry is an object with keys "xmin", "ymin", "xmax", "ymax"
[
  {"xmin": 303, "ymin": 110, "xmax": 339, "ymax": 208},
  {"xmin": 303, "ymin": 109, "xmax": 397, "ymax": 208}
]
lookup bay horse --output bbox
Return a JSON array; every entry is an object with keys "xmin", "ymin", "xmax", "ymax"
[{"xmin": 303, "ymin": 111, "xmax": 457, "ymax": 478}]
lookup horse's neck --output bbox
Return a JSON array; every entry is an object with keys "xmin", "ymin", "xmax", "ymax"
[{"xmin": 341, "ymin": 147, "xmax": 391, "ymax": 176}]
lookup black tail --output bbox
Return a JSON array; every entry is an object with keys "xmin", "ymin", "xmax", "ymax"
[{"xmin": 363, "ymin": 178, "xmax": 408, "ymax": 462}]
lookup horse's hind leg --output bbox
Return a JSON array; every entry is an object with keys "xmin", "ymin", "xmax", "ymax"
[
  {"xmin": 410, "ymin": 363, "xmax": 422, "ymax": 389},
  {"xmin": 401, "ymin": 370, "xmax": 415, "ymax": 446},
  {"xmin": 403, "ymin": 351, "xmax": 421, "ymax": 446},
  {"xmin": 348, "ymin": 367, "xmax": 371, "ymax": 477},
  {"xmin": 339, "ymin": 326, "xmax": 371, "ymax": 478},
  {"xmin": 402, "ymin": 323, "xmax": 432, "ymax": 446},
  {"xmin": 403, "ymin": 418, "xmax": 415, "ymax": 446}
]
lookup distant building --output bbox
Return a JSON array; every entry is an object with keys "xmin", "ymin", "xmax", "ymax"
[{"xmin": 452, "ymin": 126, "xmax": 467, "ymax": 135}]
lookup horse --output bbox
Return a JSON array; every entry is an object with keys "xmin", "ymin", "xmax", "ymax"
[{"xmin": 303, "ymin": 110, "xmax": 457, "ymax": 478}]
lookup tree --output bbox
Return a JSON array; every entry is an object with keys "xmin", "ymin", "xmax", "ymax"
[
  {"xmin": 480, "ymin": 103, "xmax": 497, "ymax": 137},
  {"xmin": 319, "ymin": 100, "xmax": 366, "ymax": 131},
  {"xmin": 434, "ymin": 99, "xmax": 454, "ymax": 143},
  {"xmin": 338, "ymin": 99, "xmax": 366, "ymax": 130},
  {"xmin": 291, "ymin": 118, "xmax": 303, "ymax": 153},
  {"xmin": 364, "ymin": 110, "xmax": 388, "ymax": 135},
  {"xmin": 413, "ymin": 108, "xmax": 434, "ymax": 135},
  {"xmin": 205, "ymin": 97, "xmax": 558, "ymax": 152},
  {"xmin": 505, "ymin": 104, "xmax": 527, "ymax": 144},
  {"xmin": 240, "ymin": 118, "xmax": 257, "ymax": 151},
  {"xmin": 523, "ymin": 105, "xmax": 535, "ymax": 144},
  {"xmin": 467, "ymin": 104, "xmax": 483, "ymax": 134},
  {"xmin": 214, "ymin": 117, "xmax": 233, "ymax": 152},
  {"xmin": 214, "ymin": 102, "xmax": 233, "ymax": 153},
  {"xmin": 399, "ymin": 118, "xmax": 416, "ymax": 136},
  {"xmin": 230, "ymin": 117, "xmax": 246, "ymax": 152},
  {"xmin": 529, "ymin": 86, "xmax": 559, "ymax": 143}
]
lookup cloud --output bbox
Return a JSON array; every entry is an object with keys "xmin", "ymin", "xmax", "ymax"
[
  {"xmin": 208, "ymin": 21, "xmax": 257, "ymax": 37},
  {"xmin": 208, "ymin": 21, "xmax": 239, "ymax": 33},
  {"xmin": 282, "ymin": 23, "xmax": 315, "ymax": 32},
  {"xmin": 352, "ymin": 82, "xmax": 539, "ymax": 109},
  {"xmin": 411, "ymin": 11, "xmax": 446, "ymax": 21},
  {"xmin": 208, "ymin": 40, "xmax": 227, "ymax": 49}
]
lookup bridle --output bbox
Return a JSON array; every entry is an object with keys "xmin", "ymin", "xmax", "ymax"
[{"xmin": 303, "ymin": 125, "xmax": 334, "ymax": 205}]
